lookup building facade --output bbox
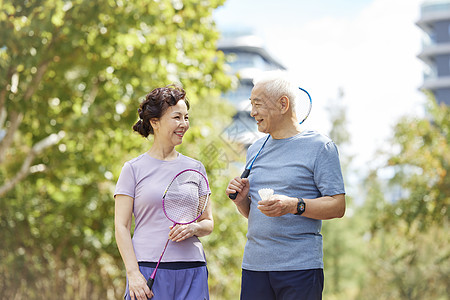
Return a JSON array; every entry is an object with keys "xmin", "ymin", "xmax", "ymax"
[
  {"xmin": 417, "ymin": 0, "xmax": 450, "ymax": 105},
  {"xmin": 217, "ymin": 30, "xmax": 285, "ymax": 147}
]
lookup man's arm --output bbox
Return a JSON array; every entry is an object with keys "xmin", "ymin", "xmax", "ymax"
[
  {"xmin": 257, "ymin": 193, "xmax": 346, "ymax": 220},
  {"xmin": 235, "ymin": 197, "xmax": 251, "ymax": 218}
]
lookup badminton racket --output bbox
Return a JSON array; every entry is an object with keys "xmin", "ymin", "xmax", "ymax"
[
  {"xmin": 146, "ymin": 169, "xmax": 210, "ymax": 291},
  {"xmin": 295, "ymin": 87, "xmax": 312, "ymax": 125},
  {"xmin": 228, "ymin": 87, "xmax": 312, "ymax": 200}
]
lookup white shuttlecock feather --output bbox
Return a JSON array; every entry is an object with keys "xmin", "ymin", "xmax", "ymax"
[{"xmin": 258, "ymin": 188, "xmax": 274, "ymax": 201}]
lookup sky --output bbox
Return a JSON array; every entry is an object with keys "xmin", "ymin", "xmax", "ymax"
[{"xmin": 213, "ymin": 0, "xmax": 427, "ymax": 174}]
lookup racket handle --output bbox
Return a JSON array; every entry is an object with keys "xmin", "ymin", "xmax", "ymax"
[
  {"xmin": 228, "ymin": 169, "xmax": 250, "ymax": 200},
  {"xmin": 147, "ymin": 277, "xmax": 154, "ymax": 290}
]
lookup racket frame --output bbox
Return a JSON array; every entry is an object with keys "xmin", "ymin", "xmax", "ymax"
[{"xmin": 147, "ymin": 168, "xmax": 210, "ymax": 291}]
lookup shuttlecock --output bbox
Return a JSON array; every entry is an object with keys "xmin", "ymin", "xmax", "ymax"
[{"xmin": 258, "ymin": 188, "xmax": 274, "ymax": 201}]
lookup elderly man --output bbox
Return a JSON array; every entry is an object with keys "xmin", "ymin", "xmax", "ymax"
[{"xmin": 226, "ymin": 70, "xmax": 346, "ymax": 300}]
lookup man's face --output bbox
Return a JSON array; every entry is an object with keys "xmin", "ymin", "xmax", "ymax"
[{"xmin": 249, "ymin": 84, "xmax": 280, "ymax": 134}]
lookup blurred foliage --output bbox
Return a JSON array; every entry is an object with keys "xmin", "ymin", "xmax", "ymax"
[
  {"xmin": 381, "ymin": 98, "xmax": 449, "ymax": 230},
  {"xmin": 322, "ymin": 88, "xmax": 366, "ymax": 299},
  {"xmin": 322, "ymin": 93, "xmax": 449, "ymax": 300},
  {"xmin": 356, "ymin": 97, "xmax": 449, "ymax": 300}
]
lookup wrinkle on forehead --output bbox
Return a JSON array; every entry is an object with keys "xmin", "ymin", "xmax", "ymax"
[{"xmin": 251, "ymin": 84, "xmax": 278, "ymax": 107}]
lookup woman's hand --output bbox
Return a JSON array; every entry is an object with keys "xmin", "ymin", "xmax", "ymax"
[
  {"xmin": 127, "ymin": 270, "xmax": 153, "ymax": 300},
  {"xmin": 168, "ymin": 223, "xmax": 197, "ymax": 242}
]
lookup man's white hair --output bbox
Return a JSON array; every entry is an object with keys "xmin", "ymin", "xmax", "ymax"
[{"xmin": 252, "ymin": 70, "xmax": 298, "ymax": 111}]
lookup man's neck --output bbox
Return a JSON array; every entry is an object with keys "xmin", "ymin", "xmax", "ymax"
[{"xmin": 270, "ymin": 123, "xmax": 302, "ymax": 139}]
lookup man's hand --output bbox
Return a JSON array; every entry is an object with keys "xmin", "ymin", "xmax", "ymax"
[
  {"xmin": 226, "ymin": 177, "xmax": 250, "ymax": 205},
  {"xmin": 257, "ymin": 194, "xmax": 297, "ymax": 217},
  {"xmin": 226, "ymin": 177, "xmax": 251, "ymax": 218}
]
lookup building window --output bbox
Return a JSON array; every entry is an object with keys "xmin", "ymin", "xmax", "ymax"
[{"xmin": 448, "ymin": 57, "xmax": 450, "ymax": 75}]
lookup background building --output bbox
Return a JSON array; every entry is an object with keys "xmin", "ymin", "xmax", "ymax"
[
  {"xmin": 417, "ymin": 0, "xmax": 450, "ymax": 105},
  {"xmin": 218, "ymin": 29, "xmax": 285, "ymax": 147}
]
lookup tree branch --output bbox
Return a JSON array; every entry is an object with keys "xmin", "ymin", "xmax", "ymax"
[
  {"xmin": 0, "ymin": 66, "xmax": 16, "ymax": 114},
  {"xmin": 0, "ymin": 105, "xmax": 6, "ymax": 130},
  {"xmin": 0, "ymin": 111, "xmax": 23, "ymax": 164},
  {"xmin": 0, "ymin": 131, "xmax": 65, "ymax": 198},
  {"xmin": 24, "ymin": 60, "xmax": 50, "ymax": 101},
  {"xmin": 0, "ymin": 60, "xmax": 51, "ymax": 164},
  {"xmin": 0, "ymin": 89, "xmax": 6, "ymax": 119}
]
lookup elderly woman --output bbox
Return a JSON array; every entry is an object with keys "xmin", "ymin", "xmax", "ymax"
[{"xmin": 114, "ymin": 85, "xmax": 213, "ymax": 300}]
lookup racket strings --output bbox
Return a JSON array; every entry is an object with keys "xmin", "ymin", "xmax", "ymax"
[
  {"xmin": 163, "ymin": 171, "xmax": 209, "ymax": 224},
  {"xmin": 295, "ymin": 87, "xmax": 312, "ymax": 125}
]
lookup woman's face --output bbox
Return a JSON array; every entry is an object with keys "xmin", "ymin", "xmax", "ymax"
[{"xmin": 153, "ymin": 100, "xmax": 189, "ymax": 146}]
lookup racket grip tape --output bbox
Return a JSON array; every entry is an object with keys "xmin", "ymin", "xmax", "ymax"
[
  {"xmin": 147, "ymin": 277, "xmax": 154, "ymax": 290},
  {"xmin": 228, "ymin": 169, "xmax": 251, "ymax": 200}
]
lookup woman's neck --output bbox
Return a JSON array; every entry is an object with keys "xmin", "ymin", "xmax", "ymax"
[{"xmin": 147, "ymin": 143, "xmax": 178, "ymax": 161}]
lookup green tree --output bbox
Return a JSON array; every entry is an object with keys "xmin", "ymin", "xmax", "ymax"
[
  {"xmin": 322, "ymin": 88, "xmax": 349, "ymax": 296},
  {"xmin": 357, "ymin": 96, "xmax": 450, "ymax": 299},
  {"xmin": 0, "ymin": 0, "xmax": 230, "ymax": 196},
  {"xmin": 322, "ymin": 88, "xmax": 369, "ymax": 299},
  {"xmin": 382, "ymin": 97, "xmax": 449, "ymax": 229},
  {"xmin": 0, "ymin": 0, "xmax": 236, "ymax": 298}
]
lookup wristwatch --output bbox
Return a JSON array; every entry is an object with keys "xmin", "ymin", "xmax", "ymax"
[{"xmin": 295, "ymin": 198, "xmax": 305, "ymax": 215}]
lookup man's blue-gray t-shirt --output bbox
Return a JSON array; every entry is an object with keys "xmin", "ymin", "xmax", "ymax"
[{"xmin": 242, "ymin": 130, "xmax": 345, "ymax": 272}]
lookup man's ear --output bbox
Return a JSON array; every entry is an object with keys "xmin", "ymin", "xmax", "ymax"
[{"xmin": 279, "ymin": 96, "xmax": 290, "ymax": 114}]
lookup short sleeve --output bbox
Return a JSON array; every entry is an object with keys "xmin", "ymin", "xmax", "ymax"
[
  {"xmin": 114, "ymin": 162, "xmax": 136, "ymax": 198},
  {"xmin": 313, "ymin": 141, "xmax": 346, "ymax": 197},
  {"xmin": 198, "ymin": 162, "xmax": 211, "ymax": 195}
]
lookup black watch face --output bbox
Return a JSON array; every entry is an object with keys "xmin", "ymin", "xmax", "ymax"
[{"xmin": 298, "ymin": 202, "xmax": 305, "ymax": 212}]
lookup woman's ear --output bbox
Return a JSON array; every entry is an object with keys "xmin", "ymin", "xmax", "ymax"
[{"xmin": 150, "ymin": 118, "xmax": 159, "ymax": 131}]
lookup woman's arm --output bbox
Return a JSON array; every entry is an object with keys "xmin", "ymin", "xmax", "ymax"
[{"xmin": 115, "ymin": 194, "xmax": 153, "ymax": 299}]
